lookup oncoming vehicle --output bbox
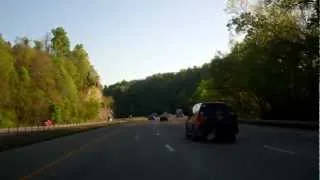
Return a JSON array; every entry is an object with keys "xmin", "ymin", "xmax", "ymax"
[{"xmin": 185, "ymin": 102, "xmax": 239, "ymax": 142}]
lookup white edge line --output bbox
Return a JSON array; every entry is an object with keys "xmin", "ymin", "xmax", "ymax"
[
  {"xmin": 165, "ymin": 144, "xmax": 175, "ymax": 152},
  {"xmin": 295, "ymin": 131, "xmax": 306, "ymax": 135},
  {"xmin": 263, "ymin": 145, "xmax": 295, "ymax": 155}
]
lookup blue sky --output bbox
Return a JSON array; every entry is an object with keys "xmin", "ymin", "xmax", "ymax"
[{"xmin": 0, "ymin": 0, "xmax": 232, "ymax": 85}]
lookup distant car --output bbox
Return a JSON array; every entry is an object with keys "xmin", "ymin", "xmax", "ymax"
[
  {"xmin": 185, "ymin": 102, "xmax": 239, "ymax": 143},
  {"xmin": 176, "ymin": 109, "xmax": 184, "ymax": 118},
  {"xmin": 41, "ymin": 119, "xmax": 54, "ymax": 126},
  {"xmin": 148, "ymin": 115, "xmax": 155, "ymax": 120},
  {"xmin": 148, "ymin": 113, "xmax": 158, "ymax": 120},
  {"xmin": 160, "ymin": 112, "xmax": 169, "ymax": 121}
]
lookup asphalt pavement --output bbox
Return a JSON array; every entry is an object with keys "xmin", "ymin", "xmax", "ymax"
[{"xmin": 0, "ymin": 121, "xmax": 318, "ymax": 180}]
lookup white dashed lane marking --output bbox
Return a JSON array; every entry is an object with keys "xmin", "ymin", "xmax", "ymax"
[
  {"xmin": 165, "ymin": 144, "xmax": 175, "ymax": 152},
  {"xmin": 263, "ymin": 145, "xmax": 295, "ymax": 155},
  {"xmin": 134, "ymin": 133, "xmax": 140, "ymax": 142},
  {"xmin": 156, "ymin": 131, "xmax": 160, "ymax": 136}
]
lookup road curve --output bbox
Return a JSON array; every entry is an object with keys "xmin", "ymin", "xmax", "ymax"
[{"xmin": 0, "ymin": 121, "xmax": 317, "ymax": 180}]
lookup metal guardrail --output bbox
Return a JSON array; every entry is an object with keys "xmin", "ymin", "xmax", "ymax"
[
  {"xmin": 238, "ymin": 119, "xmax": 317, "ymax": 130},
  {"xmin": 165, "ymin": 116, "xmax": 317, "ymax": 129},
  {"xmin": 0, "ymin": 120, "xmax": 131, "ymax": 135}
]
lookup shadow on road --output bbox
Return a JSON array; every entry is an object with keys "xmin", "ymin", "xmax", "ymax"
[{"xmin": 179, "ymin": 136, "xmax": 240, "ymax": 146}]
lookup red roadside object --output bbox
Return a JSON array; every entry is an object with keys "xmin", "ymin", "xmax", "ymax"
[{"xmin": 42, "ymin": 119, "xmax": 54, "ymax": 126}]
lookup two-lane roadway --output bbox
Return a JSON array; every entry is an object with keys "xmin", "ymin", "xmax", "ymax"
[{"xmin": 0, "ymin": 121, "xmax": 317, "ymax": 180}]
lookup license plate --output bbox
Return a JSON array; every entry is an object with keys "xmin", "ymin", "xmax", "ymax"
[
  {"xmin": 207, "ymin": 133, "xmax": 215, "ymax": 140},
  {"xmin": 217, "ymin": 115, "xmax": 223, "ymax": 121},
  {"xmin": 207, "ymin": 130, "xmax": 216, "ymax": 140}
]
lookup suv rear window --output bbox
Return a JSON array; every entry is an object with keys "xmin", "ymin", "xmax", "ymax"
[{"xmin": 200, "ymin": 103, "xmax": 231, "ymax": 118}]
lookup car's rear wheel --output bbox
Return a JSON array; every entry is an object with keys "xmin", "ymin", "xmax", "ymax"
[
  {"xmin": 185, "ymin": 132, "xmax": 191, "ymax": 139},
  {"xmin": 191, "ymin": 130, "xmax": 199, "ymax": 141}
]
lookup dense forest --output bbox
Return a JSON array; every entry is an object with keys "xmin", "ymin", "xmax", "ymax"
[
  {"xmin": 104, "ymin": 0, "xmax": 319, "ymax": 121},
  {"xmin": 104, "ymin": 64, "xmax": 211, "ymax": 117},
  {"xmin": 0, "ymin": 27, "xmax": 112, "ymax": 128}
]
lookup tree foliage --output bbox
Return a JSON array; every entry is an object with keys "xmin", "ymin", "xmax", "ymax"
[
  {"xmin": 51, "ymin": 27, "xmax": 70, "ymax": 57},
  {"xmin": 0, "ymin": 27, "xmax": 104, "ymax": 127},
  {"xmin": 219, "ymin": 0, "xmax": 319, "ymax": 120},
  {"xmin": 104, "ymin": 66, "xmax": 210, "ymax": 118}
]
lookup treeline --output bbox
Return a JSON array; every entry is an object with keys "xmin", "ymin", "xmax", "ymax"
[
  {"xmin": 0, "ymin": 27, "xmax": 111, "ymax": 128},
  {"xmin": 104, "ymin": 0, "xmax": 318, "ymax": 121},
  {"xmin": 104, "ymin": 65, "xmax": 211, "ymax": 117}
]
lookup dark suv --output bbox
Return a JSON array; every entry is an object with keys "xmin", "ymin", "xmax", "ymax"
[{"xmin": 185, "ymin": 102, "xmax": 239, "ymax": 142}]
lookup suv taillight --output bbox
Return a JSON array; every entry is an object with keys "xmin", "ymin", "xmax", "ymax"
[{"xmin": 196, "ymin": 112, "xmax": 206, "ymax": 125}]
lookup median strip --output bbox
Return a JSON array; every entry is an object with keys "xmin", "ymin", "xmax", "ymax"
[{"xmin": 239, "ymin": 119, "xmax": 317, "ymax": 130}]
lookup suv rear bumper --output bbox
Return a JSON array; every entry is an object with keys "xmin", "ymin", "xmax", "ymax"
[{"xmin": 186, "ymin": 122, "xmax": 238, "ymax": 137}]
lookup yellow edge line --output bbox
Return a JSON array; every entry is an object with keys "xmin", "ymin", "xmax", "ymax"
[{"xmin": 20, "ymin": 129, "xmax": 120, "ymax": 180}]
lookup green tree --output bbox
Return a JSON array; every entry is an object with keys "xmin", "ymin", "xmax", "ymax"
[
  {"xmin": 0, "ymin": 27, "xmax": 104, "ymax": 127},
  {"xmin": 71, "ymin": 44, "xmax": 91, "ymax": 90},
  {"xmin": 103, "ymin": 66, "xmax": 209, "ymax": 117},
  {"xmin": 222, "ymin": 0, "xmax": 319, "ymax": 120},
  {"xmin": 51, "ymin": 27, "xmax": 70, "ymax": 57}
]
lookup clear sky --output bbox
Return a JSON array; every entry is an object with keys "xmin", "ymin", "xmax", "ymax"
[{"xmin": 0, "ymin": 0, "xmax": 232, "ymax": 85}]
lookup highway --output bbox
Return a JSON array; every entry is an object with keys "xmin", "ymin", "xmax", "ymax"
[{"xmin": 0, "ymin": 121, "xmax": 317, "ymax": 180}]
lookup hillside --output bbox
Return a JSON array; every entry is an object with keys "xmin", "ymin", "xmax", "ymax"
[
  {"xmin": 104, "ymin": 65, "xmax": 211, "ymax": 117},
  {"xmin": 0, "ymin": 27, "xmax": 112, "ymax": 127}
]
